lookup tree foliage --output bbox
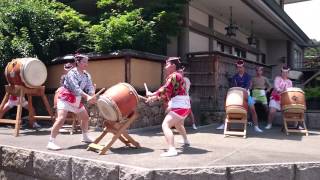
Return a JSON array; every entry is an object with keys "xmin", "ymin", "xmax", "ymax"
[
  {"xmin": 0, "ymin": 0, "xmax": 189, "ymax": 66},
  {"xmin": 304, "ymin": 39, "xmax": 320, "ymax": 57},
  {"xmin": 0, "ymin": 0, "xmax": 90, "ymax": 66},
  {"xmin": 90, "ymin": 0, "xmax": 188, "ymax": 54}
]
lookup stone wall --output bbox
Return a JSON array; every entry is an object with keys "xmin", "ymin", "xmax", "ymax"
[
  {"xmin": 26, "ymin": 94, "xmax": 320, "ymax": 129},
  {"xmin": 35, "ymin": 94, "xmax": 165, "ymax": 130},
  {"xmin": 1, "ymin": 146, "xmax": 320, "ymax": 180}
]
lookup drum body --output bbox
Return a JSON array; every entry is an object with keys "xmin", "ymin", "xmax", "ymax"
[
  {"xmin": 281, "ymin": 87, "xmax": 306, "ymax": 112},
  {"xmin": 5, "ymin": 58, "xmax": 47, "ymax": 88},
  {"xmin": 225, "ymin": 87, "xmax": 248, "ymax": 114},
  {"xmin": 97, "ymin": 83, "xmax": 139, "ymax": 121}
]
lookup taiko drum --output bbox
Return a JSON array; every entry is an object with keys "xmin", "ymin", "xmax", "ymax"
[
  {"xmin": 281, "ymin": 87, "xmax": 306, "ymax": 112},
  {"xmin": 97, "ymin": 83, "xmax": 139, "ymax": 121},
  {"xmin": 5, "ymin": 58, "xmax": 47, "ymax": 88},
  {"xmin": 225, "ymin": 87, "xmax": 248, "ymax": 114}
]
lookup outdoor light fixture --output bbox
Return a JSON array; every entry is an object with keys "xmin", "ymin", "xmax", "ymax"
[
  {"xmin": 225, "ymin": 6, "xmax": 238, "ymax": 37},
  {"xmin": 247, "ymin": 20, "xmax": 258, "ymax": 45}
]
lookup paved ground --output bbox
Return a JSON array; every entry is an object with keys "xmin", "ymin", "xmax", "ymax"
[{"xmin": 1, "ymin": 123, "xmax": 320, "ymax": 169}]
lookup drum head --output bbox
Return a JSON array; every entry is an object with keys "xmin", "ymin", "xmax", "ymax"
[
  {"xmin": 21, "ymin": 58, "xmax": 47, "ymax": 87},
  {"xmin": 97, "ymin": 97, "xmax": 118, "ymax": 121},
  {"xmin": 284, "ymin": 87, "xmax": 304, "ymax": 93},
  {"xmin": 226, "ymin": 89, "xmax": 244, "ymax": 106}
]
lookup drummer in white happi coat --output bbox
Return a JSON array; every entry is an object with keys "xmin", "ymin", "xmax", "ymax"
[
  {"xmin": 47, "ymin": 54, "xmax": 96, "ymax": 150},
  {"xmin": 265, "ymin": 66, "xmax": 293, "ymax": 130}
]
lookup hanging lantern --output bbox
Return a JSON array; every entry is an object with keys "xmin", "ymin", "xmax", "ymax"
[
  {"xmin": 225, "ymin": 6, "xmax": 238, "ymax": 37},
  {"xmin": 247, "ymin": 20, "xmax": 258, "ymax": 45}
]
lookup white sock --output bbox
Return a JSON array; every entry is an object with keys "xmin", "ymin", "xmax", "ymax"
[
  {"xmin": 49, "ymin": 137, "xmax": 55, "ymax": 142},
  {"xmin": 168, "ymin": 147, "xmax": 176, "ymax": 152},
  {"xmin": 183, "ymin": 137, "xmax": 190, "ymax": 144},
  {"xmin": 82, "ymin": 132, "xmax": 88, "ymax": 138}
]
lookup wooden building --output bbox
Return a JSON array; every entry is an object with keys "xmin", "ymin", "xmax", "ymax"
[{"xmin": 165, "ymin": 0, "xmax": 312, "ymax": 113}]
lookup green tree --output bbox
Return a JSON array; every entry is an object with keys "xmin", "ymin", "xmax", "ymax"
[
  {"xmin": 304, "ymin": 39, "xmax": 320, "ymax": 57},
  {"xmin": 0, "ymin": 0, "xmax": 91, "ymax": 66},
  {"xmin": 90, "ymin": 0, "xmax": 188, "ymax": 54}
]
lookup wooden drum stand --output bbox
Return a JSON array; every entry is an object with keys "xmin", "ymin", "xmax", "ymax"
[
  {"xmin": 87, "ymin": 112, "xmax": 141, "ymax": 155},
  {"xmin": 0, "ymin": 85, "xmax": 53, "ymax": 136},
  {"xmin": 283, "ymin": 109, "xmax": 308, "ymax": 136},
  {"xmin": 224, "ymin": 112, "xmax": 248, "ymax": 138}
]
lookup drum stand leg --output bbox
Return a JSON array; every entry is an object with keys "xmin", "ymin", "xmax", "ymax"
[
  {"xmin": 0, "ymin": 85, "xmax": 54, "ymax": 136},
  {"xmin": 283, "ymin": 111, "xmax": 308, "ymax": 136},
  {"xmin": 0, "ymin": 86, "xmax": 24, "ymax": 136},
  {"xmin": 14, "ymin": 89, "xmax": 24, "ymax": 137},
  {"xmin": 0, "ymin": 92, "xmax": 9, "ymax": 119},
  {"xmin": 87, "ymin": 112, "xmax": 140, "ymax": 155},
  {"xmin": 224, "ymin": 113, "xmax": 247, "ymax": 138}
]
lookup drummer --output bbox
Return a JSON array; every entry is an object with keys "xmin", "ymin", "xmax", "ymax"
[
  {"xmin": 146, "ymin": 57, "xmax": 191, "ymax": 157},
  {"xmin": 252, "ymin": 66, "xmax": 272, "ymax": 116},
  {"xmin": 47, "ymin": 54, "xmax": 96, "ymax": 150},
  {"xmin": 265, "ymin": 66, "xmax": 292, "ymax": 130},
  {"xmin": 218, "ymin": 60, "xmax": 263, "ymax": 132},
  {"xmin": 0, "ymin": 95, "xmax": 41, "ymax": 128}
]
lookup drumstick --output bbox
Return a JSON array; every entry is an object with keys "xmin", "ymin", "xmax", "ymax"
[
  {"xmin": 138, "ymin": 95, "xmax": 148, "ymax": 101},
  {"xmin": 92, "ymin": 88, "xmax": 105, "ymax": 99},
  {"xmin": 144, "ymin": 83, "xmax": 150, "ymax": 94}
]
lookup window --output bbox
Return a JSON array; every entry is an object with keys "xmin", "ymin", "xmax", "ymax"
[
  {"xmin": 294, "ymin": 49, "xmax": 302, "ymax": 68},
  {"xmin": 217, "ymin": 41, "xmax": 232, "ymax": 54},
  {"xmin": 235, "ymin": 48, "xmax": 246, "ymax": 58}
]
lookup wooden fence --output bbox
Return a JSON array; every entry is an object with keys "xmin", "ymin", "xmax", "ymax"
[{"xmin": 186, "ymin": 51, "xmax": 272, "ymax": 113}]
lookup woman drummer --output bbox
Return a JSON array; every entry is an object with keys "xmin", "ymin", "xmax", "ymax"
[
  {"xmin": 265, "ymin": 65, "xmax": 292, "ymax": 129},
  {"xmin": 146, "ymin": 57, "xmax": 191, "ymax": 157},
  {"xmin": 47, "ymin": 54, "xmax": 96, "ymax": 150}
]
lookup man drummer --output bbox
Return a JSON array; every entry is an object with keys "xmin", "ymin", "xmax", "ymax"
[
  {"xmin": 47, "ymin": 54, "xmax": 96, "ymax": 150},
  {"xmin": 252, "ymin": 66, "xmax": 272, "ymax": 119},
  {"xmin": 217, "ymin": 60, "xmax": 263, "ymax": 133},
  {"xmin": 265, "ymin": 66, "xmax": 293, "ymax": 129},
  {"xmin": 146, "ymin": 57, "xmax": 191, "ymax": 157}
]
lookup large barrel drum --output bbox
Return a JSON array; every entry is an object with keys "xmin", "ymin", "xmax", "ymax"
[
  {"xmin": 97, "ymin": 83, "xmax": 139, "ymax": 121},
  {"xmin": 281, "ymin": 87, "xmax": 306, "ymax": 112},
  {"xmin": 5, "ymin": 58, "xmax": 47, "ymax": 88},
  {"xmin": 225, "ymin": 87, "xmax": 248, "ymax": 114}
]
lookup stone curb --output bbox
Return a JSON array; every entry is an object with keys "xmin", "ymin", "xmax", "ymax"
[{"xmin": 1, "ymin": 145, "xmax": 320, "ymax": 180}]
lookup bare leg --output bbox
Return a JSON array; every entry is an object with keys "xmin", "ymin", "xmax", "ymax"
[
  {"xmin": 0, "ymin": 103, "xmax": 11, "ymax": 119},
  {"xmin": 267, "ymin": 107, "xmax": 277, "ymax": 125},
  {"xmin": 174, "ymin": 118, "xmax": 188, "ymax": 141},
  {"xmin": 77, "ymin": 109, "xmax": 90, "ymax": 133},
  {"xmin": 250, "ymin": 105, "xmax": 263, "ymax": 132},
  {"xmin": 250, "ymin": 105, "xmax": 259, "ymax": 126},
  {"xmin": 50, "ymin": 109, "xmax": 68, "ymax": 138},
  {"xmin": 77, "ymin": 108, "xmax": 94, "ymax": 142},
  {"xmin": 162, "ymin": 113, "xmax": 178, "ymax": 149},
  {"xmin": 47, "ymin": 109, "xmax": 68, "ymax": 150},
  {"xmin": 189, "ymin": 111, "xmax": 195, "ymax": 124}
]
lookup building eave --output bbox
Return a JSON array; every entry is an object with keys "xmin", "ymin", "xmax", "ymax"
[{"xmin": 262, "ymin": 0, "xmax": 311, "ymax": 47}]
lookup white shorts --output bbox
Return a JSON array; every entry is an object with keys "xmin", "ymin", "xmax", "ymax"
[
  {"xmin": 57, "ymin": 99, "xmax": 85, "ymax": 114},
  {"xmin": 7, "ymin": 99, "xmax": 28, "ymax": 108},
  {"xmin": 269, "ymin": 99, "xmax": 280, "ymax": 111}
]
